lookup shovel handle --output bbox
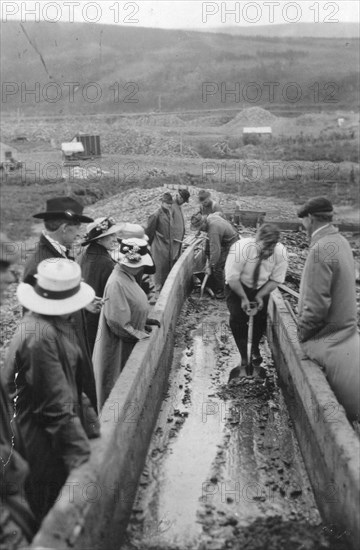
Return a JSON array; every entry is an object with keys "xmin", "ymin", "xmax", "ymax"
[{"xmin": 200, "ymin": 273, "xmax": 210, "ymax": 298}]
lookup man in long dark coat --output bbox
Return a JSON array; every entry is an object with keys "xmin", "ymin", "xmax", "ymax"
[
  {"xmin": 146, "ymin": 193, "xmax": 175, "ymax": 292},
  {"xmin": 4, "ymin": 259, "xmax": 98, "ymax": 522},
  {"xmin": 23, "ymin": 196, "xmax": 100, "ymax": 411},
  {"xmin": 172, "ymin": 188, "xmax": 190, "ymax": 261}
]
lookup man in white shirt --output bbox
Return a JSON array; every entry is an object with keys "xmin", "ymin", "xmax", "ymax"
[{"xmin": 225, "ymin": 223, "xmax": 288, "ymax": 378}]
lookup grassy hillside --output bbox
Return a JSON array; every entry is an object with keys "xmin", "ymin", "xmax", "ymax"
[{"xmin": 0, "ymin": 22, "xmax": 359, "ymax": 114}]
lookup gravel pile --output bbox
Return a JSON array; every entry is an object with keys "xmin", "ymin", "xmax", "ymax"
[{"xmin": 225, "ymin": 108, "xmax": 277, "ymax": 130}]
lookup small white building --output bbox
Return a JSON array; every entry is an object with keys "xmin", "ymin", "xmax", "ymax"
[
  {"xmin": 337, "ymin": 118, "xmax": 345, "ymax": 127},
  {"xmin": 61, "ymin": 141, "xmax": 84, "ymax": 161},
  {"xmin": 243, "ymin": 127, "xmax": 272, "ymax": 136}
]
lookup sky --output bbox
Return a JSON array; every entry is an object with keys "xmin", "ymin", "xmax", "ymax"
[{"xmin": 1, "ymin": 1, "xmax": 359, "ymax": 28}]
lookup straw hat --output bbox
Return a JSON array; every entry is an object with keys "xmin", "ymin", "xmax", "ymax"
[
  {"xmin": 118, "ymin": 238, "xmax": 154, "ymax": 269},
  {"xmin": 17, "ymin": 259, "xmax": 95, "ymax": 315}
]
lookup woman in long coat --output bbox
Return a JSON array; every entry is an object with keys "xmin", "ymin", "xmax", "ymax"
[
  {"xmin": 93, "ymin": 238, "xmax": 159, "ymax": 409},
  {"xmin": 78, "ymin": 217, "xmax": 147, "ymax": 353}
]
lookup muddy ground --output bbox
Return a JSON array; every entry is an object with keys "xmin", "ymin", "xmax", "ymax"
[{"xmin": 121, "ymin": 295, "xmax": 351, "ymax": 550}]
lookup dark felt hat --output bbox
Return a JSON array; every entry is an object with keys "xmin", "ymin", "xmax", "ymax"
[
  {"xmin": 297, "ymin": 196, "xmax": 334, "ymax": 218},
  {"xmin": 178, "ymin": 188, "xmax": 190, "ymax": 203},
  {"xmin": 33, "ymin": 197, "xmax": 94, "ymax": 223}
]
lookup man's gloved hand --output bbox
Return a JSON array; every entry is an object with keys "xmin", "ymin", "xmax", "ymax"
[
  {"xmin": 145, "ymin": 325, "xmax": 152, "ymax": 333},
  {"xmin": 146, "ymin": 318, "xmax": 161, "ymax": 327}
]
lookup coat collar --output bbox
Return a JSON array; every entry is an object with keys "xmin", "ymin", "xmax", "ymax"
[
  {"xmin": 310, "ymin": 224, "xmax": 338, "ymax": 246},
  {"xmin": 39, "ymin": 232, "xmax": 65, "ymax": 258}
]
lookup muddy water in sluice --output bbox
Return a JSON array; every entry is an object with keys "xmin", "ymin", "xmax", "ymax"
[{"xmin": 121, "ymin": 297, "xmax": 342, "ymax": 550}]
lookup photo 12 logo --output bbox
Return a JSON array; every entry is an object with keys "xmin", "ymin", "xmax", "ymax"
[
  {"xmin": 1, "ymin": 1, "xmax": 141, "ymax": 24},
  {"xmin": 202, "ymin": 81, "xmax": 340, "ymax": 105},
  {"xmin": 2, "ymin": 81, "xmax": 139, "ymax": 105},
  {"xmin": 201, "ymin": 2, "xmax": 340, "ymax": 25}
]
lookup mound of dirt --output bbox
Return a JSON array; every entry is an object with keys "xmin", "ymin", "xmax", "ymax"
[{"xmin": 226, "ymin": 107, "xmax": 277, "ymax": 130}]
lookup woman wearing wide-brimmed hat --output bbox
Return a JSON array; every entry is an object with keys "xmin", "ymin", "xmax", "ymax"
[
  {"xmin": 3, "ymin": 259, "xmax": 100, "ymax": 522},
  {"xmin": 78, "ymin": 217, "xmax": 146, "ymax": 353},
  {"xmin": 93, "ymin": 238, "xmax": 160, "ymax": 409}
]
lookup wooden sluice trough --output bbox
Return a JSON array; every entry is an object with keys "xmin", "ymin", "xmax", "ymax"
[
  {"xmin": 31, "ymin": 240, "xmax": 360, "ymax": 550},
  {"xmin": 222, "ymin": 210, "xmax": 360, "ymax": 233}
]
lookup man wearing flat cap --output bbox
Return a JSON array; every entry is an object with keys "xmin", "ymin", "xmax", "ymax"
[
  {"xmin": 23, "ymin": 196, "xmax": 99, "ymax": 411},
  {"xmin": 297, "ymin": 196, "xmax": 360, "ymax": 421},
  {"xmin": 146, "ymin": 193, "xmax": 177, "ymax": 292},
  {"xmin": 172, "ymin": 188, "xmax": 190, "ymax": 261}
]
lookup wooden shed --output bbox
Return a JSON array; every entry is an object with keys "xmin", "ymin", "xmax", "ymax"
[{"xmin": 72, "ymin": 134, "xmax": 101, "ymax": 158}]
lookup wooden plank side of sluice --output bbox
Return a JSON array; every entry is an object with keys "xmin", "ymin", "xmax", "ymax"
[
  {"xmin": 31, "ymin": 243, "xmax": 195, "ymax": 550},
  {"xmin": 267, "ymin": 290, "xmax": 360, "ymax": 550}
]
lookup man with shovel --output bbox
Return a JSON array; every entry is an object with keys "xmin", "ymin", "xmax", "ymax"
[
  {"xmin": 190, "ymin": 212, "xmax": 238, "ymax": 299},
  {"xmin": 225, "ymin": 224, "xmax": 288, "ymax": 380}
]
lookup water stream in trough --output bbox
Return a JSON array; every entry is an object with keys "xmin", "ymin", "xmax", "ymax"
[{"xmin": 120, "ymin": 295, "xmax": 347, "ymax": 550}]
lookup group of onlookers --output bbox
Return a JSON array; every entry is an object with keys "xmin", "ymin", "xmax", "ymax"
[{"xmin": 0, "ymin": 189, "xmax": 359, "ymax": 548}]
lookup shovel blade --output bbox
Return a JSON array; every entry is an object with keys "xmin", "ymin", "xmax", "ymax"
[{"xmin": 200, "ymin": 273, "xmax": 210, "ymax": 299}]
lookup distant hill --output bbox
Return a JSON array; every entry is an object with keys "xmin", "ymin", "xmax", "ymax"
[
  {"xmin": 0, "ymin": 22, "xmax": 358, "ymax": 115},
  {"xmin": 202, "ymin": 22, "xmax": 360, "ymax": 39}
]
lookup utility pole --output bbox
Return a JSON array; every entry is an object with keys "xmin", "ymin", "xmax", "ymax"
[{"xmin": 158, "ymin": 94, "xmax": 162, "ymax": 112}]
